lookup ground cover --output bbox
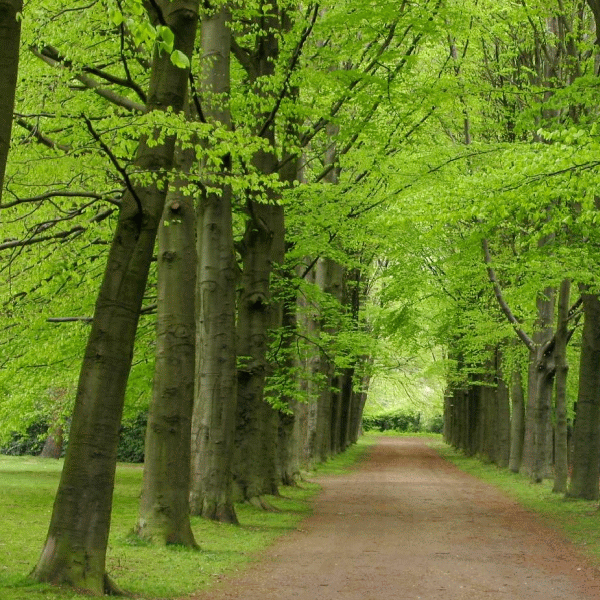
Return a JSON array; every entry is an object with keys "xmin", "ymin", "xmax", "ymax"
[{"xmin": 0, "ymin": 438, "xmax": 374, "ymax": 600}]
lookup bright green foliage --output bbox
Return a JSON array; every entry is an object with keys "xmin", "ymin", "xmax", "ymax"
[{"xmin": 2, "ymin": 0, "xmax": 600, "ymax": 467}]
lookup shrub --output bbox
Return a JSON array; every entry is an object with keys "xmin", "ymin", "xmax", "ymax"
[
  {"xmin": 117, "ymin": 413, "xmax": 147, "ymax": 463},
  {"xmin": 0, "ymin": 421, "xmax": 48, "ymax": 456},
  {"xmin": 363, "ymin": 409, "xmax": 442, "ymax": 434},
  {"xmin": 0, "ymin": 413, "xmax": 148, "ymax": 463}
]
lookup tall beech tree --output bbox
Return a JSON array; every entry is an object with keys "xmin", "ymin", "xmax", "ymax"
[
  {"xmin": 567, "ymin": 293, "xmax": 600, "ymax": 500},
  {"xmin": 30, "ymin": 0, "xmax": 199, "ymax": 593},
  {"xmin": 190, "ymin": 2, "xmax": 239, "ymax": 523},
  {"xmin": 231, "ymin": 0, "xmax": 291, "ymax": 505},
  {"xmin": 565, "ymin": 0, "xmax": 600, "ymax": 501},
  {"xmin": 135, "ymin": 137, "xmax": 198, "ymax": 546}
]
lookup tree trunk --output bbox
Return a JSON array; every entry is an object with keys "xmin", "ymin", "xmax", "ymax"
[
  {"xmin": 553, "ymin": 279, "xmax": 570, "ymax": 494},
  {"xmin": 40, "ymin": 425, "xmax": 63, "ymax": 459},
  {"xmin": 339, "ymin": 366, "xmax": 354, "ymax": 451},
  {"xmin": 495, "ymin": 349, "xmax": 511, "ymax": 469},
  {"xmin": 567, "ymin": 294, "xmax": 600, "ymax": 500},
  {"xmin": 233, "ymin": 6, "xmax": 285, "ymax": 505},
  {"xmin": 31, "ymin": 2, "xmax": 199, "ymax": 593},
  {"xmin": 189, "ymin": 4, "xmax": 239, "ymax": 524},
  {"xmin": 234, "ymin": 200, "xmax": 284, "ymax": 503},
  {"xmin": 0, "ymin": 0, "xmax": 22, "ymax": 200},
  {"xmin": 135, "ymin": 139, "xmax": 197, "ymax": 546},
  {"xmin": 509, "ymin": 367, "xmax": 525, "ymax": 473},
  {"xmin": 521, "ymin": 288, "xmax": 556, "ymax": 483},
  {"xmin": 313, "ymin": 257, "xmax": 344, "ymax": 462}
]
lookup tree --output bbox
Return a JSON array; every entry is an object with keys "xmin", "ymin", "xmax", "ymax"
[
  {"xmin": 190, "ymin": 2, "xmax": 239, "ymax": 523},
  {"xmin": 30, "ymin": 0, "xmax": 199, "ymax": 592},
  {"xmin": 135, "ymin": 138, "xmax": 198, "ymax": 546}
]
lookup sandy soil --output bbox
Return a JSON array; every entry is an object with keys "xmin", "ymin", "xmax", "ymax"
[{"xmin": 190, "ymin": 437, "xmax": 600, "ymax": 600}]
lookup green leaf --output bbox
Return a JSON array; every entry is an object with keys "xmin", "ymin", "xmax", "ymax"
[{"xmin": 170, "ymin": 50, "xmax": 190, "ymax": 69}]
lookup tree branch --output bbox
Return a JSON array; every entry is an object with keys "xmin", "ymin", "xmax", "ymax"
[
  {"xmin": 32, "ymin": 45, "xmax": 147, "ymax": 113},
  {"xmin": 47, "ymin": 303, "xmax": 157, "ymax": 323},
  {"xmin": 82, "ymin": 116, "xmax": 143, "ymax": 217},
  {"xmin": 257, "ymin": 3, "xmax": 320, "ymax": 139},
  {"xmin": 482, "ymin": 238, "xmax": 536, "ymax": 352},
  {"xmin": 15, "ymin": 118, "xmax": 71, "ymax": 152},
  {"xmin": 0, "ymin": 190, "xmax": 122, "ymax": 210}
]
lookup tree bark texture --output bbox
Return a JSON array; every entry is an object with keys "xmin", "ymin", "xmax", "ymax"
[
  {"xmin": 313, "ymin": 259, "xmax": 343, "ymax": 462},
  {"xmin": 509, "ymin": 368, "xmax": 526, "ymax": 473},
  {"xmin": 552, "ymin": 279, "xmax": 570, "ymax": 494},
  {"xmin": 567, "ymin": 294, "xmax": 600, "ymax": 500},
  {"xmin": 495, "ymin": 349, "xmax": 511, "ymax": 469},
  {"xmin": 521, "ymin": 288, "xmax": 556, "ymax": 483},
  {"xmin": 189, "ymin": 4, "xmax": 239, "ymax": 524},
  {"xmin": 135, "ymin": 140, "xmax": 197, "ymax": 547},
  {"xmin": 234, "ymin": 199, "xmax": 284, "ymax": 503},
  {"xmin": 31, "ymin": 1, "xmax": 199, "ymax": 593},
  {"xmin": 233, "ymin": 5, "xmax": 284, "ymax": 504},
  {"xmin": 0, "ymin": 0, "xmax": 22, "ymax": 200}
]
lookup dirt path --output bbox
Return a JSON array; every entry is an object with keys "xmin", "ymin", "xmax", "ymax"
[{"xmin": 191, "ymin": 437, "xmax": 600, "ymax": 600}]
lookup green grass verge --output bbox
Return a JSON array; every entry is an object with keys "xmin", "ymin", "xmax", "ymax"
[
  {"xmin": 433, "ymin": 441, "xmax": 600, "ymax": 566},
  {"xmin": 0, "ymin": 437, "xmax": 374, "ymax": 600}
]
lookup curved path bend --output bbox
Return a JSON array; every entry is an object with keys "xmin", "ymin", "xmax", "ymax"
[{"xmin": 192, "ymin": 437, "xmax": 600, "ymax": 600}]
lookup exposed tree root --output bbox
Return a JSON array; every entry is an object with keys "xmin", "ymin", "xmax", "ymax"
[
  {"xmin": 104, "ymin": 574, "xmax": 130, "ymax": 596},
  {"xmin": 247, "ymin": 496, "xmax": 280, "ymax": 512}
]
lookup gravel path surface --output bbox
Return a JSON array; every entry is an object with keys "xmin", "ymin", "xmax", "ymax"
[{"xmin": 190, "ymin": 436, "xmax": 600, "ymax": 600}]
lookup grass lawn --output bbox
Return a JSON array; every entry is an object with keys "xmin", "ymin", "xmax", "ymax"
[
  {"xmin": 0, "ymin": 438, "xmax": 375, "ymax": 600},
  {"xmin": 433, "ymin": 441, "xmax": 600, "ymax": 566}
]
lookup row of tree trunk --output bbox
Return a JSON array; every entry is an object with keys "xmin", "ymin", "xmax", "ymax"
[
  {"xmin": 444, "ymin": 286, "xmax": 600, "ymax": 502},
  {"xmin": 29, "ymin": 2, "xmax": 373, "ymax": 595}
]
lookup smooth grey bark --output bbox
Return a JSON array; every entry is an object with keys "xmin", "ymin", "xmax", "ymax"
[
  {"xmin": 31, "ymin": 1, "xmax": 199, "ymax": 593},
  {"xmin": 522, "ymin": 288, "xmax": 556, "ymax": 483},
  {"xmin": 0, "ymin": 0, "xmax": 22, "ymax": 200},
  {"xmin": 509, "ymin": 367, "xmax": 526, "ymax": 473},
  {"xmin": 189, "ymin": 4, "xmax": 239, "ymax": 524},
  {"xmin": 483, "ymin": 239, "xmax": 556, "ymax": 483},
  {"xmin": 234, "ymin": 197, "xmax": 284, "ymax": 504},
  {"xmin": 495, "ymin": 349, "xmax": 511, "ymax": 469},
  {"xmin": 313, "ymin": 257, "xmax": 344, "ymax": 462},
  {"xmin": 233, "ymin": 5, "xmax": 284, "ymax": 505},
  {"xmin": 135, "ymin": 140, "xmax": 197, "ymax": 547},
  {"xmin": 567, "ymin": 294, "xmax": 600, "ymax": 500},
  {"xmin": 552, "ymin": 278, "xmax": 570, "ymax": 494}
]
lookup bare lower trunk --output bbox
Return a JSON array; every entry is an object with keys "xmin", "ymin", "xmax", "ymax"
[
  {"xmin": 189, "ymin": 4, "xmax": 239, "ymax": 525},
  {"xmin": 521, "ymin": 288, "xmax": 556, "ymax": 483},
  {"xmin": 567, "ymin": 294, "xmax": 600, "ymax": 500},
  {"xmin": 509, "ymin": 368, "xmax": 525, "ymax": 473},
  {"xmin": 31, "ymin": 2, "xmax": 199, "ymax": 593},
  {"xmin": 553, "ymin": 279, "xmax": 570, "ymax": 494},
  {"xmin": 234, "ymin": 201, "xmax": 284, "ymax": 502},
  {"xmin": 495, "ymin": 349, "xmax": 511, "ymax": 469},
  {"xmin": 135, "ymin": 141, "xmax": 197, "ymax": 547}
]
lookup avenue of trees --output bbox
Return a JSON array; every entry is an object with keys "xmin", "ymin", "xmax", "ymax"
[{"xmin": 3, "ymin": 0, "xmax": 600, "ymax": 595}]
